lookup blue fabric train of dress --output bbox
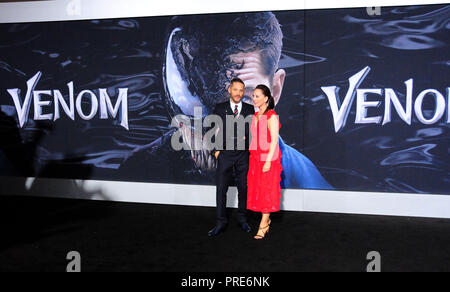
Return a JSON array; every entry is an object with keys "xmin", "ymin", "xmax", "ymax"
[{"xmin": 279, "ymin": 136, "xmax": 333, "ymax": 190}]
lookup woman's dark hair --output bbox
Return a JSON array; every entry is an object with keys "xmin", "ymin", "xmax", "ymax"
[{"xmin": 255, "ymin": 84, "xmax": 275, "ymax": 114}]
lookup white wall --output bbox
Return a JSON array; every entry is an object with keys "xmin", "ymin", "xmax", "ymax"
[
  {"xmin": 1, "ymin": 176, "xmax": 450, "ymax": 219},
  {"xmin": 0, "ymin": 0, "xmax": 449, "ymax": 219},
  {"xmin": 0, "ymin": 0, "xmax": 446, "ymax": 23}
]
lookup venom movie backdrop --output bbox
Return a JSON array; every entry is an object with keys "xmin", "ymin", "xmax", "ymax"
[{"xmin": 0, "ymin": 4, "xmax": 449, "ymax": 194}]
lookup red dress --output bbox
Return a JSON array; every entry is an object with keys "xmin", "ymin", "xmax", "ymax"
[{"xmin": 247, "ymin": 109, "xmax": 283, "ymax": 213}]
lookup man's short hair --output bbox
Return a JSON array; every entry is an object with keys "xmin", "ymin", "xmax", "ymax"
[
  {"xmin": 168, "ymin": 12, "xmax": 283, "ymax": 110},
  {"xmin": 230, "ymin": 78, "xmax": 245, "ymax": 87}
]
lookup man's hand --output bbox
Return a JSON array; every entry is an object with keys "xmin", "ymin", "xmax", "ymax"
[{"xmin": 215, "ymin": 151, "xmax": 221, "ymax": 159}]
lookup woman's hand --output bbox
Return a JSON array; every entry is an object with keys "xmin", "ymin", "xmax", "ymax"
[{"xmin": 263, "ymin": 161, "xmax": 271, "ymax": 173}]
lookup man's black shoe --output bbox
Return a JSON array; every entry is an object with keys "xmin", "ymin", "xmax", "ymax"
[
  {"xmin": 208, "ymin": 224, "xmax": 227, "ymax": 237},
  {"xmin": 239, "ymin": 222, "xmax": 252, "ymax": 233}
]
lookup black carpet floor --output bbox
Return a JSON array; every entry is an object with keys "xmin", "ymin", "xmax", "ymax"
[{"xmin": 0, "ymin": 195, "xmax": 449, "ymax": 272}]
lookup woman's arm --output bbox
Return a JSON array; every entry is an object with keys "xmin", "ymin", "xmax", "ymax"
[{"xmin": 265, "ymin": 114, "xmax": 280, "ymax": 163}]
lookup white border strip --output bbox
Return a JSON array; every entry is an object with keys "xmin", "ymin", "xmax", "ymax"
[
  {"xmin": 0, "ymin": 0, "xmax": 447, "ymax": 23},
  {"xmin": 1, "ymin": 176, "xmax": 449, "ymax": 219}
]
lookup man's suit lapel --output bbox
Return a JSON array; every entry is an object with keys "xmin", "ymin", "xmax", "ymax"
[
  {"xmin": 222, "ymin": 101, "xmax": 251, "ymax": 117},
  {"xmin": 224, "ymin": 102, "xmax": 231, "ymax": 117},
  {"xmin": 241, "ymin": 103, "xmax": 249, "ymax": 117}
]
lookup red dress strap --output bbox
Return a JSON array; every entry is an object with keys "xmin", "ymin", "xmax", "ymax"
[{"xmin": 266, "ymin": 110, "xmax": 281, "ymax": 129}]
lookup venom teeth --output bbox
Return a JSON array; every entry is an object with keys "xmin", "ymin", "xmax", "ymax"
[
  {"xmin": 182, "ymin": 128, "xmax": 216, "ymax": 171},
  {"xmin": 207, "ymin": 155, "xmax": 213, "ymax": 169},
  {"xmin": 191, "ymin": 149, "xmax": 215, "ymax": 170}
]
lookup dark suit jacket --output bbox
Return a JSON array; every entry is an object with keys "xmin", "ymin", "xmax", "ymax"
[{"xmin": 210, "ymin": 101, "xmax": 255, "ymax": 153}]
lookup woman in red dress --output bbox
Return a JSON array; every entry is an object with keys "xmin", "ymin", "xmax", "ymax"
[{"xmin": 247, "ymin": 84, "xmax": 282, "ymax": 240}]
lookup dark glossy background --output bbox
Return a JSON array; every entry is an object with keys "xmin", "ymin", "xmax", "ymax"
[{"xmin": 0, "ymin": 4, "xmax": 448, "ymax": 194}]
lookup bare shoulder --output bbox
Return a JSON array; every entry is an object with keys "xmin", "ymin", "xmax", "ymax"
[
  {"xmin": 268, "ymin": 110, "xmax": 280, "ymax": 131},
  {"xmin": 268, "ymin": 109, "xmax": 279, "ymax": 118}
]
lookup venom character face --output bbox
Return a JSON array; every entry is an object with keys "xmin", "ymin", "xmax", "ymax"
[{"xmin": 162, "ymin": 12, "xmax": 285, "ymax": 170}]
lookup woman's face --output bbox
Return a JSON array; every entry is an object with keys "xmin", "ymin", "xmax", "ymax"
[{"xmin": 252, "ymin": 89, "xmax": 268, "ymax": 108}]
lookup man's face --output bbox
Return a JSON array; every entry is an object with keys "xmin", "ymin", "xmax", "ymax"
[{"xmin": 228, "ymin": 82, "xmax": 245, "ymax": 104}]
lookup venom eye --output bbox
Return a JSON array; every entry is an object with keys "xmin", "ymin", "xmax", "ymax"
[{"xmin": 164, "ymin": 28, "xmax": 209, "ymax": 117}]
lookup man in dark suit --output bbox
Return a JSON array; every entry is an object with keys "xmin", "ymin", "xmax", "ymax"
[{"xmin": 208, "ymin": 78, "xmax": 255, "ymax": 237}]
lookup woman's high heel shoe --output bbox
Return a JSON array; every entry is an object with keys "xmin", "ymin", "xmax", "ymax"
[{"xmin": 254, "ymin": 219, "xmax": 271, "ymax": 240}]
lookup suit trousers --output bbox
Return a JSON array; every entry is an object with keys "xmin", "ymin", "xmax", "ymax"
[{"xmin": 215, "ymin": 150, "xmax": 250, "ymax": 225}]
